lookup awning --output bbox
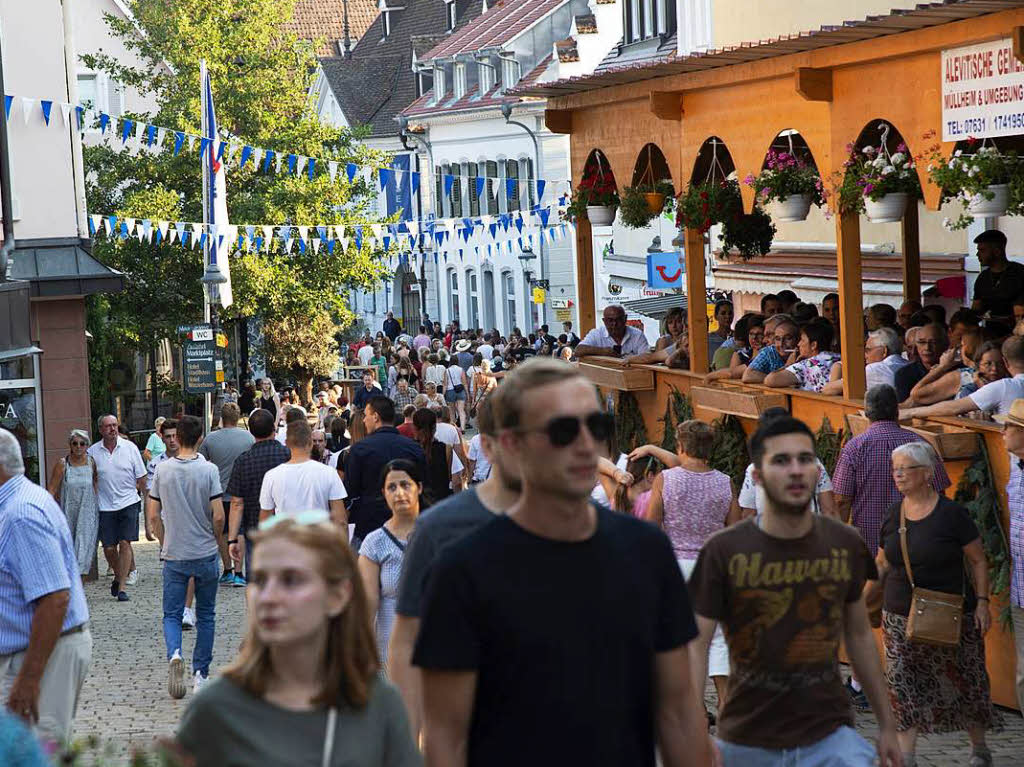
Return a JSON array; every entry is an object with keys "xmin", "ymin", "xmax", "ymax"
[
  {"xmin": 10, "ymin": 237, "xmax": 124, "ymax": 298},
  {"xmin": 621, "ymin": 293, "xmax": 688, "ymax": 320}
]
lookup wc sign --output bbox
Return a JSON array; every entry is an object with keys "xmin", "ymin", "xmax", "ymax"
[{"xmin": 646, "ymin": 251, "xmax": 684, "ymax": 289}]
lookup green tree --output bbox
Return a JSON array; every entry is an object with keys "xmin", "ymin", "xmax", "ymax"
[{"xmin": 83, "ymin": 0, "xmax": 393, "ymax": 408}]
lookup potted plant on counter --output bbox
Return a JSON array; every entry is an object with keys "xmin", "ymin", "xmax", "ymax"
[
  {"xmin": 745, "ymin": 149, "xmax": 824, "ymax": 222},
  {"xmin": 833, "ymin": 126, "xmax": 922, "ymax": 223},
  {"xmin": 924, "ymin": 136, "xmax": 1023, "ymax": 230}
]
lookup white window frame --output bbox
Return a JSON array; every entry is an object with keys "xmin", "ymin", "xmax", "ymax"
[
  {"xmin": 448, "ymin": 268, "xmax": 460, "ymax": 321},
  {"xmin": 446, "ymin": 0, "xmax": 457, "ymax": 31},
  {"xmin": 453, "ymin": 63, "xmax": 466, "ymax": 99},
  {"xmin": 501, "ymin": 270, "xmax": 516, "ymax": 334},
  {"xmin": 433, "ymin": 67, "xmax": 446, "ymax": 105},
  {"xmin": 466, "ymin": 268, "xmax": 479, "ymax": 329}
]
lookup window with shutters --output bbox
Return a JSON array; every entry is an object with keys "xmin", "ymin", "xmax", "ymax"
[
  {"xmin": 624, "ymin": 0, "xmax": 675, "ymax": 44},
  {"xmin": 467, "ymin": 161, "xmax": 480, "ymax": 217},
  {"xmin": 505, "ymin": 159, "xmax": 520, "ymax": 212},
  {"xmin": 485, "ymin": 160, "xmax": 498, "ymax": 215},
  {"xmin": 448, "ymin": 269, "xmax": 460, "ymax": 320},
  {"xmin": 435, "ymin": 166, "xmax": 445, "ymax": 217},
  {"xmin": 520, "ymin": 157, "xmax": 535, "ymax": 210},
  {"xmin": 451, "ymin": 166, "xmax": 463, "ymax": 217},
  {"xmin": 467, "ymin": 269, "xmax": 479, "ymax": 328}
]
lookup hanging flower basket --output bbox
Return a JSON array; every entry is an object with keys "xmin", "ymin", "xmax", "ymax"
[
  {"xmin": 924, "ymin": 138, "xmax": 1023, "ymax": 229},
  {"xmin": 586, "ymin": 205, "xmax": 617, "ymax": 226},
  {"xmin": 967, "ymin": 183, "xmax": 1010, "ymax": 217},
  {"xmin": 864, "ymin": 193, "xmax": 908, "ymax": 223},
  {"xmin": 830, "ymin": 124, "xmax": 921, "ymax": 220},
  {"xmin": 643, "ymin": 192, "xmax": 666, "ymax": 214},
  {"xmin": 566, "ymin": 156, "xmax": 619, "ymax": 222},
  {"xmin": 745, "ymin": 149, "xmax": 824, "ymax": 222},
  {"xmin": 774, "ymin": 193, "xmax": 814, "ymax": 222}
]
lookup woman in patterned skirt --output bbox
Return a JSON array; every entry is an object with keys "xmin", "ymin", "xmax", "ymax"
[
  {"xmin": 868, "ymin": 441, "xmax": 1000, "ymax": 767},
  {"xmin": 357, "ymin": 459, "xmax": 423, "ymax": 669}
]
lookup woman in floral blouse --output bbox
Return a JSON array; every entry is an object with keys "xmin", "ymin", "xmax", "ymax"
[{"xmin": 763, "ymin": 318, "xmax": 841, "ymax": 393}]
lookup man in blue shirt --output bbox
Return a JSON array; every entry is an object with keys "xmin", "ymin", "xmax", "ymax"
[
  {"xmin": 0, "ymin": 429, "xmax": 91, "ymax": 746},
  {"xmin": 344, "ymin": 396, "xmax": 426, "ymax": 546},
  {"xmin": 742, "ymin": 316, "xmax": 798, "ymax": 384}
]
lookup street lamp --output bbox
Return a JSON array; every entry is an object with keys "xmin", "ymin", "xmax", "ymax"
[
  {"xmin": 518, "ymin": 245, "xmax": 537, "ymax": 330},
  {"xmin": 502, "ymin": 102, "xmax": 545, "ymax": 325}
]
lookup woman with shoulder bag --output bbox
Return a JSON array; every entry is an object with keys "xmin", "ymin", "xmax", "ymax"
[
  {"xmin": 443, "ymin": 360, "xmax": 468, "ymax": 430},
  {"xmin": 47, "ymin": 429, "xmax": 100, "ymax": 577},
  {"xmin": 868, "ymin": 441, "xmax": 1000, "ymax": 767}
]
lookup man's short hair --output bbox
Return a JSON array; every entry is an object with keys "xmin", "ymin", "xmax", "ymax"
[
  {"xmin": 822, "ymin": 293, "xmax": 839, "ymax": 305},
  {"xmin": 949, "ymin": 308, "xmax": 981, "ymax": 329},
  {"xmin": 367, "ymin": 396, "xmax": 396, "ymax": 425},
  {"xmin": 220, "ymin": 402, "xmax": 241, "ymax": 425},
  {"xmin": 760, "ymin": 294, "xmax": 780, "ymax": 311},
  {"xmin": 160, "ymin": 418, "xmax": 178, "ymax": 435},
  {"xmin": 974, "ymin": 229, "xmax": 1007, "ymax": 250},
  {"xmin": 1002, "ymin": 335, "xmax": 1024, "ymax": 367},
  {"xmin": 868, "ymin": 303, "xmax": 897, "ymax": 328},
  {"xmin": 749, "ymin": 416, "xmax": 815, "ymax": 469},
  {"xmin": 287, "ymin": 420, "xmax": 313, "ymax": 448},
  {"xmin": 495, "ymin": 358, "xmax": 582, "ymax": 430},
  {"xmin": 777, "ymin": 289, "xmax": 798, "ymax": 304},
  {"xmin": 921, "ymin": 304, "xmax": 947, "ymax": 325},
  {"xmin": 864, "ymin": 384, "xmax": 900, "ymax": 422},
  {"xmin": 177, "ymin": 415, "xmax": 204, "ymax": 449},
  {"xmin": 285, "ymin": 407, "xmax": 306, "ymax": 425},
  {"xmin": 869, "ymin": 327, "xmax": 902, "ymax": 356},
  {"xmin": 248, "ymin": 409, "xmax": 275, "ymax": 439},
  {"xmin": 475, "ymin": 394, "xmax": 498, "ymax": 437}
]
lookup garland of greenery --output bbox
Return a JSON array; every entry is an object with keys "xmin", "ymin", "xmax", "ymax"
[
  {"xmin": 952, "ymin": 441, "xmax": 1013, "ymax": 628},
  {"xmin": 659, "ymin": 386, "xmax": 696, "ymax": 453},
  {"xmin": 709, "ymin": 414, "xmax": 749, "ymax": 493},
  {"xmin": 615, "ymin": 391, "xmax": 649, "ymax": 456},
  {"xmin": 659, "ymin": 396, "xmax": 677, "ymax": 453},
  {"xmin": 813, "ymin": 416, "xmax": 845, "ymax": 477}
]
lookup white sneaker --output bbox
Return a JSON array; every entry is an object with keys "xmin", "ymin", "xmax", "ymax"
[
  {"xmin": 168, "ymin": 650, "xmax": 186, "ymax": 699},
  {"xmin": 193, "ymin": 670, "xmax": 207, "ymax": 695},
  {"xmin": 126, "ymin": 569, "xmax": 139, "ymax": 586},
  {"xmin": 182, "ymin": 607, "xmax": 196, "ymax": 630}
]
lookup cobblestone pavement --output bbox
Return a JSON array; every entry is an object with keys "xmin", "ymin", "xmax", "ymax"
[{"xmin": 74, "ymin": 541, "xmax": 1024, "ymax": 764}]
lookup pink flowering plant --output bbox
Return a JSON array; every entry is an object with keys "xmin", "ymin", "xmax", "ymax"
[
  {"xmin": 744, "ymin": 150, "xmax": 824, "ymax": 206},
  {"xmin": 923, "ymin": 134, "xmax": 1024, "ymax": 230},
  {"xmin": 832, "ymin": 139, "xmax": 922, "ymax": 215}
]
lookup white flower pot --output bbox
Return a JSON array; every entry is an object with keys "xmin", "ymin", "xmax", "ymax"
[
  {"xmin": 864, "ymin": 193, "xmax": 908, "ymax": 224},
  {"xmin": 774, "ymin": 193, "xmax": 813, "ymax": 222},
  {"xmin": 586, "ymin": 205, "xmax": 617, "ymax": 226},
  {"xmin": 967, "ymin": 184, "xmax": 1009, "ymax": 217}
]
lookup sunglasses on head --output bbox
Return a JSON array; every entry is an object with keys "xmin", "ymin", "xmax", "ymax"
[{"xmin": 522, "ymin": 411, "xmax": 615, "ymax": 447}]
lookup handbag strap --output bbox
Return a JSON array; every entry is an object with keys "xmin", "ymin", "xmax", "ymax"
[
  {"xmin": 898, "ymin": 503, "xmax": 916, "ymax": 590},
  {"xmin": 382, "ymin": 525, "xmax": 406, "ymax": 552},
  {"xmin": 321, "ymin": 707, "xmax": 337, "ymax": 767}
]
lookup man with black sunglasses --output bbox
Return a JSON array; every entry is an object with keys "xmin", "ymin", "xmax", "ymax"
[{"xmin": 414, "ymin": 358, "xmax": 711, "ymax": 767}]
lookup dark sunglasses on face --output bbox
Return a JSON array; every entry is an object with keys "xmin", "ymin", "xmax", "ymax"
[
  {"xmin": 71, "ymin": 441, "xmax": 88, "ymax": 447},
  {"xmin": 523, "ymin": 411, "xmax": 616, "ymax": 447}
]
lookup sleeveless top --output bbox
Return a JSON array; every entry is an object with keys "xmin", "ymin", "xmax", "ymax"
[
  {"xmin": 424, "ymin": 440, "xmax": 453, "ymax": 503},
  {"xmin": 258, "ymin": 394, "xmax": 278, "ymax": 421},
  {"xmin": 661, "ymin": 466, "xmax": 732, "ymax": 559}
]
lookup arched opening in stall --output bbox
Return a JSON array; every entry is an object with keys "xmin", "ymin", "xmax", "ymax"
[
  {"xmin": 753, "ymin": 129, "xmax": 824, "ymax": 223},
  {"xmin": 575, "ymin": 149, "xmax": 619, "ymax": 226},
  {"xmin": 621, "ymin": 143, "xmax": 675, "ymax": 229}
]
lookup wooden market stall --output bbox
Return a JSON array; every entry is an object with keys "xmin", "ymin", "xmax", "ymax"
[{"xmin": 518, "ymin": 1, "xmax": 1024, "ymax": 709}]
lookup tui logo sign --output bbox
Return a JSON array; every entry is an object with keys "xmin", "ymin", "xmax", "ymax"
[{"xmin": 646, "ymin": 252, "xmax": 685, "ymax": 289}]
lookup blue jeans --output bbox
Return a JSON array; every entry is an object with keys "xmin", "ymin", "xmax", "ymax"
[
  {"xmin": 162, "ymin": 554, "xmax": 219, "ymax": 676},
  {"xmin": 717, "ymin": 726, "xmax": 875, "ymax": 767}
]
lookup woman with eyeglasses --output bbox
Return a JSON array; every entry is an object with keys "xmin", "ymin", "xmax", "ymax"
[
  {"xmin": 705, "ymin": 314, "xmax": 765, "ymax": 381},
  {"xmin": 865, "ymin": 442, "xmax": 999, "ymax": 767},
  {"xmin": 47, "ymin": 429, "xmax": 99, "ymax": 576},
  {"xmin": 358, "ymin": 460, "xmax": 423, "ymax": 668},
  {"xmin": 176, "ymin": 513, "xmax": 421, "ymax": 766}
]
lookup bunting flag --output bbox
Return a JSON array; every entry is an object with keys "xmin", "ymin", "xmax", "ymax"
[
  {"xmin": 379, "ymin": 167, "xmax": 393, "ymax": 190},
  {"xmin": 40, "ymin": 100, "xmax": 53, "ymax": 126},
  {"xmin": 443, "ymin": 174, "xmax": 455, "ymax": 199},
  {"xmin": 476, "ymin": 177, "xmax": 485, "ymax": 200}
]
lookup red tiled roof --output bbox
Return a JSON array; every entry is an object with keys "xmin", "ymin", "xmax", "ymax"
[
  {"xmin": 421, "ymin": 0, "xmax": 566, "ymax": 60},
  {"xmin": 285, "ymin": 0, "xmax": 379, "ymax": 56},
  {"xmin": 515, "ymin": 0, "xmax": 1024, "ymax": 98}
]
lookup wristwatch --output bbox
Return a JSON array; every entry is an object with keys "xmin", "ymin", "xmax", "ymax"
[{"xmin": 227, "ymin": 538, "xmax": 238, "ymax": 544}]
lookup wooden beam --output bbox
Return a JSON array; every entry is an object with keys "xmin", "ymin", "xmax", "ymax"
[
  {"xmin": 901, "ymin": 201, "xmax": 922, "ymax": 304},
  {"xmin": 684, "ymin": 227, "xmax": 709, "ymax": 374},
  {"xmin": 836, "ymin": 211, "xmax": 865, "ymax": 400},
  {"xmin": 574, "ymin": 216, "xmax": 596, "ymax": 337},
  {"xmin": 649, "ymin": 90, "xmax": 683, "ymax": 121},
  {"xmin": 794, "ymin": 67, "xmax": 832, "ymax": 101},
  {"xmin": 1014, "ymin": 26, "xmax": 1024, "ymax": 65},
  {"xmin": 544, "ymin": 108, "xmax": 573, "ymax": 135}
]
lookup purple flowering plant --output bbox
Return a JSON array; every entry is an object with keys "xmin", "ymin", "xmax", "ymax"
[
  {"xmin": 832, "ymin": 139, "xmax": 921, "ymax": 214},
  {"xmin": 744, "ymin": 149, "xmax": 824, "ymax": 206}
]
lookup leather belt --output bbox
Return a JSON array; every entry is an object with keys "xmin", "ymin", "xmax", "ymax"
[{"xmin": 60, "ymin": 622, "xmax": 88, "ymax": 638}]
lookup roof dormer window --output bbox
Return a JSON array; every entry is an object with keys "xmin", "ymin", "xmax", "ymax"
[
  {"xmin": 453, "ymin": 63, "xmax": 467, "ymax": 99},
  {"xmin": 433, "ymin": 66, "xmax": 446, "ymax": 105},
  {"xmin": 445, "ymin": 0, "xmax": 457, "ymax": 31},
  {"xmin": 378, "ymin": 0, "xmax": 406, "ymax": 41}
]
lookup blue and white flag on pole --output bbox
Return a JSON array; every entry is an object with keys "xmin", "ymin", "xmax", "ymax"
[{"xmin": 201, "ymin": 60, "xmax": 233, "ymax": 307}]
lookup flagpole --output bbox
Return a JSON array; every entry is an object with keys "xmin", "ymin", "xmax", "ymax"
[{"xmin": 200, "ymin": 60, "xmax": 213, "ymax": 434}]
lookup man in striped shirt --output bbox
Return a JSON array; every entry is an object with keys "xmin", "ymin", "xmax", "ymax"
[
  {"xmin": 998, "ymin": 398, "xmax": 1024, "ymax": 712},
  {"xmin": 0, "ymin": 429, "xmax": 91, "ymax": 746}
]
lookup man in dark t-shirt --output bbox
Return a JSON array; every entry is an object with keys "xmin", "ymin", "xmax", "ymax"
[
  {"xmin": 414, "ymin": 359, "xmax": 711, "ymax": 767},
  {"xmin": 895, "ymin": 322, "xmax": 948, "ymax": 403},
  {"xmin": 688, "ymin": 417, "xmax": 900, "ymax": 766},
  {"xmin": 972, "ymin": 229, "xmax": 1024, "ymax": 318}
]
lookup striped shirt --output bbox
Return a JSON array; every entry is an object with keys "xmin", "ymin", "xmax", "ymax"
[
  {"xmin": 0, "ymin": 475, "xmax": 89, "ymax": 654},
  {"xmin": 1007, "ymin": 458, "xmax": 1024, "ymax": 608}
]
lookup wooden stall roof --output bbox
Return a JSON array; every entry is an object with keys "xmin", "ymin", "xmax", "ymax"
[
  {"xmin": 515, "ymin": 0, "xmax": 1024, "ymax": 100},
  {"xmin": 714, "ymin": 250, "xmax": 965, "ymax": 283}
]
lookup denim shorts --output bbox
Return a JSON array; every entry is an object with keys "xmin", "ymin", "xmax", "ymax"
[
  {"xmin": 99, "ymin": 502, "xmax": 140, "ymax": 547},
  {"xmin": 717, "ymin": 725, "xmax": 875, "ymax": 767},
  {"xmin": 445, "ymin": 388, "xmax": 467, "ymax": 403}
]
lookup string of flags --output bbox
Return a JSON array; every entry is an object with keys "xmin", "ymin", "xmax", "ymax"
[
  {"xmin": 6, "ymin": 92, "xmax": 574, "ymax": 204},
  {"xmin": 87, "ymin": 207, "xmax": 575, "ymax": 265}
]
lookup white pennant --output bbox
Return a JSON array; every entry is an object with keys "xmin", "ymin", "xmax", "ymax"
[
  {"xmin": 406, "ymin": 221, "xmax": 419, "ymax": 237},
  {"xmin": 338, "ymin": 237, "xmax": 350, "ymax": 252},
  {"xmin": 311, "ymin": 238, "xmax": 321, "ymax": 254},
  {"xmin": 187, "ymin": 134, "xmax": 197, "ymax": 152},
  {"xmin": 156, "ymin": 127, "xmax": 166, "ymax": 148},
  {"xmin": 370, "ymin": 224, "xmax": 383, "ymax": 239},
  {"xmin": 297, "ymin": 226, "xmax": 309, "ymax": 242},
  {"xmin": 283, "ymin": 237, "xmax": 293, "ymax": 253},
  {"xmin": 89, "ymin": 214, "xmax": 101, "ymax": 233},
  {"xmin": 297, "ymin": 156, "xmax": 308, "ymax": 176},
  {"xmin": 328, "ymin": 161, "xmax": 338, "ymax": 182},
  {"xmin": 334, "ymin": 224, "xmax": 346, "ymax": 240},
  {"xmin": 20, "ymin": 97, "xmax": 34, "ymax": 126},
  {"xmin": 60, "ymin": 102, "xmax": 72, "ymax": 126},
  {"xmin": 261, "ymin": 225, "xmax": 273, "ymax": 244},
  {"xmin": 158, "ymin": 220, "xmax": 170, "ymax": 240},
  {"xmin": 252, "ymin": 147, "xmax": 263, "ymax": 169},
  {"xmin": 275, "ymin": 154, "xmax": 283, "ymax": 174}
]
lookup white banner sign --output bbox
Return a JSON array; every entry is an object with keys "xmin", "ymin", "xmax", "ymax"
[{"xmin": 942, "ymin": 38, "xmax": 1024, "ymax": 142}]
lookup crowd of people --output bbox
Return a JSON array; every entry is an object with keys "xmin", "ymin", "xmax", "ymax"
[{"xmin": 1, "ymin": 231, "xmax": 1024, "ymax": 765}]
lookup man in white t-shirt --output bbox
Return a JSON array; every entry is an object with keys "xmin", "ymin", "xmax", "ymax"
[
  {"xmin": 357, "ymin": 342, "xmax": 375, "ymax": 367},
  {"xmin": 429, "ymin": 403, "xmax": 469, "ymax": 470},
  {"xmin": 477, "ymin": 333, "xmax": 495, "ymax": 361},
  {"xmin": 259, "ymin": 420, "xmax": 347, "ymax": 526},
  {"xmin": 466, "ymin": 432, "xmax": 491, "ymax": 483},
  {"xmin": 901, "ymin": 335, "xmax": 1024, "ymax": 420}
]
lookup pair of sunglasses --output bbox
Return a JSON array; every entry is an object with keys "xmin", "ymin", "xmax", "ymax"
[
  {"xmin": 523, "ymin": 411, "xmax": 615, "ymax": 447},
  {"xmin": 71, "ymin": 440, "xmax": 88, "ymax": 447}
]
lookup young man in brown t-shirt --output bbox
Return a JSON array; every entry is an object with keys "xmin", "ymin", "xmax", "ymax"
[{"xmin": 688, "ymin": 416, "xmax": 902, "ymax": 767}]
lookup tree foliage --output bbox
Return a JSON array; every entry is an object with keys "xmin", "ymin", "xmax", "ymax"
[{"xmin": 83, "ymin": 0, "xmax": 392, "ymax": 402}]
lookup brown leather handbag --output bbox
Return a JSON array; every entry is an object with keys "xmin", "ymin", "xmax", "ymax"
[{"xmin": 899, "ymin": 504, "xmax": 964, "ymax": 647}]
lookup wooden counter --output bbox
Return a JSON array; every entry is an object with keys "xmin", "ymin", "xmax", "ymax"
[{"xmin": 579, "ymin": 360, "xmax": 1019, "ymax": 710}]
